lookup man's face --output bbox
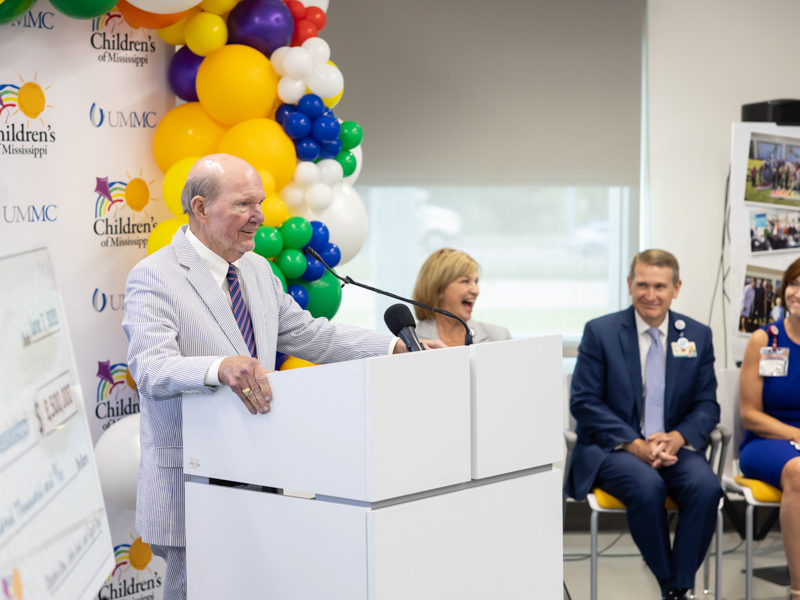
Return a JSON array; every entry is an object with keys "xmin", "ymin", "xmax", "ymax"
[
  {"xmin": 627, "ymin": 262, "xmax": 681, "ymax": 326},
  {"xmin": 201, "ymin": 170, "xmax": 264, "ymax": 260}
]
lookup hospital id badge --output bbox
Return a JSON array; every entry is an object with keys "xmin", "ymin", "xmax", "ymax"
[
  {"xmin": 759, "ymin": 347, "xmax": 789, "ymax": 377},
  {"xmin": 671, "ymin": 338, "xmax": 697, "ymax": 358}
]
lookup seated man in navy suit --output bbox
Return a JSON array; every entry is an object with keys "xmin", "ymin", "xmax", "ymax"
[{"xmin": 567, "ymin": 250, "xmax": 721, "ymax": 600}]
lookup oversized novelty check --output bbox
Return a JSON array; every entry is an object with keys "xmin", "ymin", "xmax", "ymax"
[{"xmin": 0, "ymin": 248, "xmax": 113, "ymax": 600}]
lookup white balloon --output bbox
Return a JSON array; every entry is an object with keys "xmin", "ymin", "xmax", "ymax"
[
  {"xmin": 301, "ymin": 37, "xmax": 331, "ymax": 67},
  {"xmin": 344, "ymin": 144, "xmax": 363, "ymax": 186},
  {"xmin": 293, "ymin": 161, "xmax": 321, "ymax": 188},
  {"xmin": 94, "ymin": 414, "xmax": 141, "ymax": 510},
  {"xmin": 279, "ymin": 182, "xmax": 306, "ymax": 208},
  {"xmin": 277, "ymin": 76, "xmax": 307, "ymax": 105},
  {"xmin": 270, "ymin": 46, "xmax": 291, "ymax": 77},
  {"xmin": 305, "ymin": 183, "xmax": 333, "ymax": 211},
  {"xmin": 283, "ymin": 47, "xmax": 315, "ymax": 79},
  {"xmin": 316, "ymin": 183, "xmax": 368, "ymax": 265},
  {"xmin": 317, "ymin": 159, "xmax": 344, "ymax": 186},
  {"xmin": 287, "ymin": 202, "xmax": 317, "ymax": 221},
  {"xmin": 307, "ymin": 64, "xmax": 344, "ymax": 99},
  {"xmin": 302, "ymin": 0, "xmax": 329, "ymax": 12},
  {"xmin": 126, "ymin": 0, "xmax": 201, "ymax": 13}
]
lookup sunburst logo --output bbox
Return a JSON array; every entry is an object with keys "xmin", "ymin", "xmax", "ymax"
[
  {"xmin": 92, "ymin": 11, "xmax": 126, "ymax": 33},
  {"xmin": 96, "ymin": 361, "xmax": 136, "ymax": 404},
  {"xmin": 0, "ymin": 72, "xmax": 53, "ymax": 127},
  {"xmin": 110, "ymin": 536, "xmax": 153, "ymax": 579},
  {"xmin": 94, "ymin": 171, "xmax": 157, "ymax": 220},
  {"xmin": 1, "ymin": 568, "xmax": 22, "ymax": 600}
]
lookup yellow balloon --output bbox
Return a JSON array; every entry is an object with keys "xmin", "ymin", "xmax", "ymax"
[
  {"xmin": 148, "ymin": 219, "xmax": 185, "ymax": 255},
  {"xmin": 178, "ymin": 213, "xmax": 190, "ymax": 224},
  {"xmin": 260, "ymin": 193, "xmax": 290, "ymax": 227},
  {"xmin": 163, "ymin": 156, "xmax": 200, "ymax": 218},
  {"xmin": 218, "ymin": 118, "xmax": 295, "ymax": 190},
  {"xmin": 280, "ymin": 356, "xmax": 317, "ymax": 371},
  {"xmin": 199, "ymin": 0, "xmax": 239, "ymax": 14},
  {"xmin": 197, "ymin": 44, "xmax": 278, "ymax": 126},
  {"xmin": 257, "ymin": 170, "xmax": 276, "ymax": 196},
  {"xmin": 153, "ymin": 102, "xmax": 228, "ymax": 173},
  {"xmin": 184, "ymin": 12, "xmax": 228, "ymax": 57},
  {"xmin": 157, "ymin": 6, "xmax": 201, "ymax": 46}
]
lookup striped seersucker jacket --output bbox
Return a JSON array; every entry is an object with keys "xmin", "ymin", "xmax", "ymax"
[{"xmin": 122, "ymin": 226, "xmax": 394, "ymax": 547}]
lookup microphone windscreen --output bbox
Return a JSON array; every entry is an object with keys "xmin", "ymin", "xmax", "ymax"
[{"xmin": 383, "ymin": 303, "xmax": 416, "ymax": 336}]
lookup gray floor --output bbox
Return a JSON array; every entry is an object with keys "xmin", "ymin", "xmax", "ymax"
[{"xmin": 563, "ymin": 531, "xmax": 791, "ymax": 600}]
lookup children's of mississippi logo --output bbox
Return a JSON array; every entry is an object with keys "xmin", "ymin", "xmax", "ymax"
[
  {"xmin": 1, "ymin": 568, "xmax": 22, "ymax": 600},
  {"xmin": 95, "ymin": 361, "xmax": 139, "ymax": 430},
  {"xmin": 98, "ymin": 534, "xmax": 162, "ymax": 600},
  {"xmin": 0, "ymin": 72, "xmax": 55, "ymax": 159},
  {"xmin": 91, "ymin": 10, "xmax": 156, "ymax": 68},
  {"xmin": 93, "ymin": 172, "xmax": 158, "ymax": 249}
]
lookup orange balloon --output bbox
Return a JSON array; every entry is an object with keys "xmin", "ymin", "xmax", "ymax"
[
  {"xmin": 152, "ymin": 102, "xmax": 228, "ymax": 173},
  {"xmin": 118, "ymin": 1, "xmax": 189, "ymax": 29},
  {"xmin": 218, "ymin": 118, "xmax": 295, "ymax": 190}
]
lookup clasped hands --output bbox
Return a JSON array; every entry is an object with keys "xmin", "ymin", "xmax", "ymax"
[{"xmin": 623, "ymin": 431, "xmax": 685, "ymax": 469}]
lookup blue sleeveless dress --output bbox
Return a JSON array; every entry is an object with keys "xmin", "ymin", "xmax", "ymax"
[{"xmin": 739, "ymin": 319, "xmax": 800, "ymax": 489}]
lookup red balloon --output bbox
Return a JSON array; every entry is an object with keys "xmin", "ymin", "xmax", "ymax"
[
  {"xmin": 305, "ymin": 6, "xmax": 326, "ymax": 31},
  {"xmin": 291, "ymin": 19, "xmax": 317, "ymax": 46},
  {"xmin": 286, "ymin": 0, "xmax": 305, "ymax": 20}
]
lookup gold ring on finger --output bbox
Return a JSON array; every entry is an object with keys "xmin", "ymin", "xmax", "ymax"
[{"xmin": 242, "ymin": 387, "xmax": 252, "ymax": 397}]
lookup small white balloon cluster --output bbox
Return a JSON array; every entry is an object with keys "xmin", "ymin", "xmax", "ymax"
[
  {"xmin": 271, "ymin": 38, "xmax": 344, "ymax": 105},
  {"xmin": 280, "ymin": 159, "xmax": 344, "ymax": 213}
]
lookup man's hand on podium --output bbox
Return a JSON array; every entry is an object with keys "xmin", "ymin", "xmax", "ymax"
[
  {"xmin": 392, "ymin": 339, "xmax": 448, "ymax": 354},
  {"xmin": 219, "ymin": 356, "xmax": 273, "ymax": 415}
]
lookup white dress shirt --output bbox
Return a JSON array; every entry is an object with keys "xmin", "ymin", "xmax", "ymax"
[{"xmin": 185, "ymin": 226, "xmax": 398, "ymax": 386}]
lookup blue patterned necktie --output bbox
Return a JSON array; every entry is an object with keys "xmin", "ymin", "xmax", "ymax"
[
  {"xmin": 226, "ymin": 264, "xmax": 257, "ymax": 359},
  {"xmin": 642, "ymin": 327, "xmax": 665, "ymax": 437}
]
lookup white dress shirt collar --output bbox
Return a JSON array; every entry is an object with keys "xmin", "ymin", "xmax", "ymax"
[
  {"xmin": 184, "ymin": 225, "xmax": 241, "ymax": 287},
  {"xmin": 634, "ymin": 308, "xmax": 670, "ymax": 341}
]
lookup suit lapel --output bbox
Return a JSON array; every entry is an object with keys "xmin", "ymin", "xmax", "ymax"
[
  {"xmin": 619, "ymin": 306, "xmax": 643, "ymax": 419},
  {"xmin": 173, "ymin": 227, "xmax": 250, "ymax": 357},
  {"xmin": 239, "ymin": 257, "xmax": 270, "ymax": 364},
  {"xmin": 664, "ymin": 312, "xmax": 683, "ymax": 420}
]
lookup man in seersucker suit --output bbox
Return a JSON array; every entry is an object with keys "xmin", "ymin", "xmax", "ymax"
[{"xmin": 122, "ymin": 154, "xmax": 443, "ymax": 600}]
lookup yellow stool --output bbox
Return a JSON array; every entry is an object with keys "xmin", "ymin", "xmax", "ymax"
[{"xmin": 592, "ymin": 487, "xmax": 679, "ymax": 511}]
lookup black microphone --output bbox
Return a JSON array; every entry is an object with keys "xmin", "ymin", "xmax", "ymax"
[
  {"xmin": 384, "ymin": 303, "xmax": 425, "ymax": 352},
  {"xmin": 303, "ymin": 247, "xmax": 474, "ymax": 345}
]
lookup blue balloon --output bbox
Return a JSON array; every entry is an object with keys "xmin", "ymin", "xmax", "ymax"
[
  {"xmin": 275, "ymin": 351, "xmax": 289, "ymax": 369},
  {"xmin": 307, "ymin": 220, "xmax": 330, "ymax": 253},
  {"xmin": 320, "ymin": 242, "xmax": 341, "ymax": 268},
  {"xmin": 275, "ymin": 103, "xmax": 296, "ymax": 126},
  {"xmin": 311, "ymin": 116, "xmax": 340, "ymax": 144},
  {"xmin": 168, "ymin": 45, "xmax": 204, "ymax": 102},
  {"xmin": 301, "ymin": 256, "xmax": 325, "ymax": 282},
  {"xmin": 319, "ymin": 138, "xmax": 342, "ymax": 160},
  {"xmin": 296, "ymin": 94, "xmax": 325, "ymax": 120},
  {"xmin": 295, "ymin": 137, "xmax": 321, "ymax": 162},
  {"xmin": 283, "ymin": 112, "xmax": 311, "ymax": 140},
  {"xmin": 322, "ymin": 106, "xmax": 334, "ymax": 117},
  {"xmin": 288, "ymin": 284, "xmax": 309, "ymax": 309}
]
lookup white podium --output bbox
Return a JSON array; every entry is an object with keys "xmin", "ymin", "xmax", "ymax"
[{"xmin": 183, "ymin": 337, "xmax": 563, "ymax": 599}]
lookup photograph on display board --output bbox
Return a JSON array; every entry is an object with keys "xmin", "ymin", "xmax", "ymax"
[
  {"xmin": 749, "ymin": 207, "xmax": 800, "ymax": 253},
  {"xmin": 744, "ymin": 132, "xmax": 800, "ymax": 208},
  {"xmin": 739, "ymin": 264, "xmax": 785, "ymax": 334}
]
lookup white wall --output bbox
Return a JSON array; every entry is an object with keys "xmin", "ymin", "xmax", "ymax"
[{"xmin": 646, "ymin": 0, "xmax": 800, "ymax": 367}]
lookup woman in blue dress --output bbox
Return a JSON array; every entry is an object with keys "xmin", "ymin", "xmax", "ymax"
[{"xmin": 740, "ymin": 257, "xmax": 800, "ymax": 596}]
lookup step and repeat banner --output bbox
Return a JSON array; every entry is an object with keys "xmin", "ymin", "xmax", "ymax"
[{"xmin": 0, "ymin": 3, "xmax": 175, "ymax": 598}]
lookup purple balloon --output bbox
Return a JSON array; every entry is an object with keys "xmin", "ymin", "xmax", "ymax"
[
  {"xmin": 227, "ymin": 0, "xmax": 294, "ymax": 58},
  {"xmin": 168, "ymin": 46, "xmax": 204, "ymax": 103}
]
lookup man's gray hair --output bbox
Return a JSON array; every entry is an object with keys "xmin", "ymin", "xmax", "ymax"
[{"xmin": 181, "ymin": 170, "xmax": 222, "ymax": 216}]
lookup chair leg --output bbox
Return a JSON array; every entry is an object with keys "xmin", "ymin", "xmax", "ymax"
[
  {"xmin": 715, "ymin": 508, "xmax": 722, "ymax": 599},
  {"xmin": 590, "ymin": 510, "xmax": 598, "ymax": 600},
  {"xmin": 746, "ymin": 504, "xmax": 754, "ymax": 600},
  {"xmin": 703, "ymin": 537, "xmax": 711, "ymax": 594}
]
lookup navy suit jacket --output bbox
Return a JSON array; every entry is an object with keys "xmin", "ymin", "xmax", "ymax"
[{"xmin": 566, "ymin": 306, "xmax": 719, "ymax": 500}]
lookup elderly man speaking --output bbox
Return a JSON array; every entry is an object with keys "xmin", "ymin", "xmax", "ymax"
[{"xmin": 122, "ymin": 154, "xmax": 438, "ymax": 599}]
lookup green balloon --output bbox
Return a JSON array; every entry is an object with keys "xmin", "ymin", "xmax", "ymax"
[
  {"xmin": 296, "ymin": 270, "xmax": 342, "ymax": 320},
  {"xmin": 269, "ymin": 260, "xmax": 288, "ymax": 293},
  {"xmin": 0, "ymin": 0, "xmax": 38, "ymax": 25},
  {"xmin": 276, "ymin": 249, "xmax": 307, "ymax": 279},
  {"xmin": 279, "ymin": 216, "xmax": 313, "ymax": 249},
  {"xmin": 339, "ymin": 121, "xmax": 363, "ymax": 151},
  {"xmin": 50, "ymin": 0, "xmax": 117, "ymax": 19},
  {"xmin": 335, "ymin": 150, "xmax": 357, "ymax": 178},
  {"xmin": 254, "ymin": 226, "xmax": 283, "ymax": 258}
]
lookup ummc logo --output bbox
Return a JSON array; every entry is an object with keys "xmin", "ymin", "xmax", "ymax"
[
  {"xmin": 93, "ymin": 289, "xmax": 125, "ymax": 312},
  {"xmin": 90, "ymin": 103, "xmax": 157, "ymax": 128},
  {"xmin": 6, "ymin": 10, "xmax": 55, "ymax": 29},
  {"xmin": 3, "ymin": 205, "xmax": 57, "ymax": 222}
]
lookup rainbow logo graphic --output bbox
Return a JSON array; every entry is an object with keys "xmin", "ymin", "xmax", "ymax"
[
  {"xmin": 0, "ymin": 72, "xmax": 53, "ymax": 127},
  {"xmin": 92, "ymin": 11, "xmax": 126, "ymax": 32},
  {"xmin": 109, "ymin": 536, "xmax": 153, "ymax": 580},
  {"xmin": 94, "ymin": 171, "xmax": 156, "ymax": 219},
  {"xmin": 1, "ymin": 568, "xmax": 22, "ymax": 600},
  {"xmin": 96, "ymin": 361, "xmax": 136, "ymax": 403}
]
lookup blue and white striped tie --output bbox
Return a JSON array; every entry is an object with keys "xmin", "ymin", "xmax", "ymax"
[
  {"xmin": 642, "ymin": 327, "xmax": 665, "ymax": 438},
  {"xmin": 227, "ymin": 264, "xmax": 257, "ymax": 359}
]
